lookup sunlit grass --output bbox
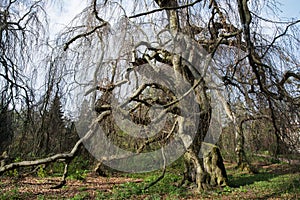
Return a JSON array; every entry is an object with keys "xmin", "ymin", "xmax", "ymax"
[
  {"xmin": 0, "ymin": 159, "xmax": 299, "ymax": 199},
  {"xmin": 103, "ymin": 162, "xmax": 300, "ymax": 199}
]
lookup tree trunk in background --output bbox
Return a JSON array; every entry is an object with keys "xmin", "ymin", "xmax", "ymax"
[{"xmin": 235, "ymin": 127, "xmax": 250, "ymax": 171}]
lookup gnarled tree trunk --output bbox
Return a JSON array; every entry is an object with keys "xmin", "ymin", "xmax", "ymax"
[{"xmin": 154, "ymin": 0, "xmax": 227, "ymax": 190}]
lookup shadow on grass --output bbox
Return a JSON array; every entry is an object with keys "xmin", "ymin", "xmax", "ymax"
[
  {"xmin": 255, "ymin": 177, "xmax": 300, "ymax": 200},
  {"xmin": 226, "ymin": 163, "xmax": 300, "ymax": 199},
  {"xmin": 227, "ymin": 171, "xmax": 278, "ymax": 187},
  {"xmin": 227, "ymin": 162, "xmax": 300, "ymax": 187}
]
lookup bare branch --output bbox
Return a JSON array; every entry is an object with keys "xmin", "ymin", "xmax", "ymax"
[
  {"xmin": 63, "ymin": 23, "xmax": 108, "ymax": 51},
  {"xmin": 279, "ymin": 71, "xmax": 300, "ymax": 86},
  {"xmin": 129, "ymin": 0, "xmax": 202, "ymax": 19},
  {"xmin": 92, "ymin": 0, "xmax": 106, "ymax": 23}
]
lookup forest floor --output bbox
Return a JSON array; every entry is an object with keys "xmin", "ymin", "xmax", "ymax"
[{"xmin": 0, "ymin": 159, "xmax": 299, "ymax": 199}]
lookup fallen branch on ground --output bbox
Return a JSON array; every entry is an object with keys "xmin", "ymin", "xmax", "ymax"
[{"xmin": 0, "ymin": 111, "xmax": 110, "ymax": 188}]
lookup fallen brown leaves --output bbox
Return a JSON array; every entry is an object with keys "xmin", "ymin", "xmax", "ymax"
[{"xmin": 0, "ymin": 174, "xmax": 143, "ymax": 199}]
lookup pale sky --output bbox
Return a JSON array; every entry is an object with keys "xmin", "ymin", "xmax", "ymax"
[
  {"xmin": 46, "ymin": 0, "xmax": 87, "ymax": 39},
  {"xmin": 280, "ymin": 0, "xmax": 300, "ymax": 19}
]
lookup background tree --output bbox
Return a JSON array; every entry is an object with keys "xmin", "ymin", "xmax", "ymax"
[
  {"xmin": 0, "ymin": 0, "xmax": 47, "ymax": 157},
  {"xmin": 0, "ymin": 95, "xmax": 13, "ymax": 153}
]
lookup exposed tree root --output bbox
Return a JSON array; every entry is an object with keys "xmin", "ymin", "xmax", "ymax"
[{"xmin": 50, "ymin": 160, "xmax": 70, "ymax": 189}]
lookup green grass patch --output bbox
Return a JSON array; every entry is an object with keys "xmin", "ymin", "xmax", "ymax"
[
  {"xmin": 0, "ymin": 188, "xmax": 19, "ymax": 200},
  {"xmin": 0, "ymin": 158, "xmax": 299, "ymax": 199},
  {"xmin": 103, "ymin": 171, "xmax": 186, "ymax": 200},
  {"xmin": 97, "ymin": 158, "xmax": 300, "ymax": 199},
  {"xmin": 217, "ymin": 164, "xmax": 300, "ymax": 199}
]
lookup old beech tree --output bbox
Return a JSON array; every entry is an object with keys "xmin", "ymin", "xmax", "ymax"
[{"xmin": 1, "ymin": 0, "xmax": 299, "ymax": 192}]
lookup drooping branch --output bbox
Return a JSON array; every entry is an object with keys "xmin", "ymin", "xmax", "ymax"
[
  {"xmin": 262, "ymin": 19, "xmax": 300, "ymax": 58},
  {"xmin": 236, "ymin": 0, "xmax": 292, "ymax": 101},
  {"xmin": 0, "ymin": 0, "xmax": 45, "ymax": 113},
  {"xmin": 63, "ymin": 23, "xmax": 108, "ymax": 51}
]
